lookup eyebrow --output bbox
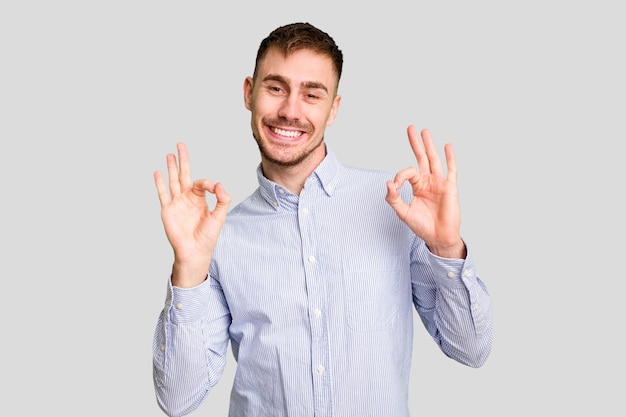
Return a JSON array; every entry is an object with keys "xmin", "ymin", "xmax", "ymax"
[{"xmin": 263, "ymin": 74, "xmax": 329, "ymax": 94}]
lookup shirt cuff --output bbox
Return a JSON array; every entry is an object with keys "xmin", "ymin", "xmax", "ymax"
[
  {"xmin": 166, "ymin": 275, "xmax": 213, "ymax": 324},
  {"xmin": 428, "ymin": 249, "xmax": 479, "ymax": 290}
]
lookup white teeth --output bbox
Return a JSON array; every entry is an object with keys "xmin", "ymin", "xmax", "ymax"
[{"xmin": 272, "ymin": 127, "xmax": 303, "ymax": 138}]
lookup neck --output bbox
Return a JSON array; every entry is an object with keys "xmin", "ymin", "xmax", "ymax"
[{"xmin": 261, "ymin": 147, "xmax": 326, "ymax": 195}]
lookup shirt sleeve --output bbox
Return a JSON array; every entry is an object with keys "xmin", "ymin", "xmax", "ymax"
[
  {"xmin": 411, "ymin": 238, "xmax": 493, "ymax": 368},
  {"xmin": 152, "ymin": 274, "xmax": 232, "ymax": 417}
]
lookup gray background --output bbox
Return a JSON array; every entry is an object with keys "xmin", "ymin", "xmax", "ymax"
[{"xmin": 2, "ymin": 0, "xmax": 624, "ymax": 416}]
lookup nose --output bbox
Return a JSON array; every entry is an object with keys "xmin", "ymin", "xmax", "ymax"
[{"xmin": 277, "ymin": 93, "xmax": 301, "ymax": 121}]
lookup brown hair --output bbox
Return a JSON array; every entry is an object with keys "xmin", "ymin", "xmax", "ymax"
[{"xmin": 253, "ymin": 22, "xmax": 344, "ymax": 90}]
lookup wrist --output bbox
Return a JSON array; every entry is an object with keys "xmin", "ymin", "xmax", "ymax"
[
  {"xmin": 427, "ymin": 239, "xmax": 466, "ymax": 259},
  {"xmin": 171, "ymin": 260, "xmax": 210, "ymax": 288}
]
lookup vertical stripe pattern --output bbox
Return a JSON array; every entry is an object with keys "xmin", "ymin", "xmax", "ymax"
[{"xmin": 153, "ymin": 149, "xmax": 493, "ymax": 417}]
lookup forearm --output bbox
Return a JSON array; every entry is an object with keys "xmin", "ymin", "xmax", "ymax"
[
  {"xmin": 413, "ymin": 244, "xmax": 493, "ymax": 367},
  {"xmin": 431, "ymin": 272, "xmax": 493, "ymax": 367},
  {"xmin": 152, "ymin": 278, "xmax": 231, "ymax": 416},
  {"xmin": 153, "ymin": 318, "xmax": 217, "ymax": 416}
]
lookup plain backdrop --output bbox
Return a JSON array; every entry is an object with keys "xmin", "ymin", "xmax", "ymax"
[{"xmin": 1, "ymin": 1, "xmax": 624, "ymax": 416}]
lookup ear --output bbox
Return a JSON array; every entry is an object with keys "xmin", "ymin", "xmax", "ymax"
[
  {"xmin": 243, "ymin": 76, "xmax": 254, "ymax": 110},
  {"xmin": 326, "ymin": 94, "xmax": 342, "ymax": 126}
]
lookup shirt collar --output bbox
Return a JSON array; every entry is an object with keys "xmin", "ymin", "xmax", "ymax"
[{"xmin": 256, "ymin": 148, "xmax": 341, "ymax": 210}]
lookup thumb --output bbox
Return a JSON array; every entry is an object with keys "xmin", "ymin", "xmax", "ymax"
[
  {"xmin": 385, "ymin": 180, "xmax": 408, "ymax": 221},
  {"xmin": 212, "ymin": 182, "xmax": 232, "ymax": 220}
]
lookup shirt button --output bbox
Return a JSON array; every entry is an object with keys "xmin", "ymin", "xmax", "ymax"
[
  {"xmin": 302, "ymin": 208, "xmax": 309, "ymax": 214},
  {"xmin": 314, "ymin": 309, "xmax": 322, "ymax": 318},
  {"xmin": 175, "ymin": 303, "xmax": 183, "ymax": 310},
  {"xmin": 447, "ymin": 271, "xmax": 455, "ymax": 279},
  {"xmin": 472, "ymin": 303, "xmax": 480, "ymax": 311},
  {"xmin": 309, "ymin": 255, "xmax": 316, "ymax": 263},
  {"xmin": 463, "ymin": 269, "xmax": 472, "ymax": 277},
  {"xmin": 317, "ymin": 365, "xmax": 325, "ymax": 374},
  {"xmin": 273, "ymin": 201, "xmax": 278, "ymax": 207},
  {"xmin": 278, "ymin": 188, "xmax": 285, "ymax": 194},
  {"xmin": 160, "ymin": 344, "xmax": 165, "ymax": 352}
]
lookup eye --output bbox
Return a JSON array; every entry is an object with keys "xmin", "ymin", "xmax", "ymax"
[
  {"xmin": 303, "ymin": 87, "xmax": 327, "ymax": 102},
  {"xmin": 265, "ymin": 84, "xmax": 285, "ymax": 95}
]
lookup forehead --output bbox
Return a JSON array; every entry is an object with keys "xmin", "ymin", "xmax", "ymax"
[{"xmin": 257, "ymin": 47, "xmax": 338, "ymax": 90}]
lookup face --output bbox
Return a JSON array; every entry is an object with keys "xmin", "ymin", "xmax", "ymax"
[{"xmin": 244, "ymin": 47, "xmax": 341, "ymax": 169}]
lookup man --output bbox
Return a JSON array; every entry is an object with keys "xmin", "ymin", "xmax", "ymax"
[{"xmin": 153, "ymin": 22, "xmax": 492, "ymax": 417}]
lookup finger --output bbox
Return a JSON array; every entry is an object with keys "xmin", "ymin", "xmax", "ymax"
[
  {"xmin": 407, "ymin": 125, "xmax": 430, "ymax": 174},
  {"xmin": 392, "ymin": 167, "xmax": 421, "ymax": 189},
  {"xmin": 192, "ymin": 180, "xmax": 232, "ymax": 221},
  {"xmin": 154, "ymin": 170, "xmax": 170, "ymax": 207},
  {"xmin": 191, "ymin": 178, "xmax": 215, "ymax": 198},
  {"xmin": 421, "ymin": 129, "xmax": 443, "ymax": 178},
  {"xmin": 444, "ymin": 143, "xmax": 457, "ymax": 184},
  {"xmin": 385, "ymin": 180, "xmax": 409, "ymax": 221},
  {"xmin": 177, "ymin": 142, "xmax": 192, "ymax": 191},
  {"xmin": 166, "ymin": 153, "xmax": 181, "ymax": 197},
  {"xmin": 212, "ymin": 182, "xmax": 232, "ymax": 221}
]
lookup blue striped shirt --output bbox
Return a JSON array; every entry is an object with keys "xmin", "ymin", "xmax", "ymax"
[{"xmin": 153, "ymin": 149, "xmax": 493, "ymax": 417}]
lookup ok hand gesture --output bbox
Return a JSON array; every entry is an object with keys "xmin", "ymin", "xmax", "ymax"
[
  {"xmin": 154, "ymin": 143, "xmax": 231, "ymax": 287},
  {"xmin": 385, "ymin": 126, "xmax": 466, "ymax": 259}
]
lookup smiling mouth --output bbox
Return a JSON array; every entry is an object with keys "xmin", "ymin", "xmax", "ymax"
[{"xmin": 270, "ymin": 126, "xmax": 304, "ymax": 138}]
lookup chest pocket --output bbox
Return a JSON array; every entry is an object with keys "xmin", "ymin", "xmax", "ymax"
[{"xmin": 342, "ymin": 256, "xmax": 408, "ymax": 332}]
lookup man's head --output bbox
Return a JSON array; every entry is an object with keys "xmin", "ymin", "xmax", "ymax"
[
  {"xmin": 244, "ymin": 23, "xmax": 343, "ymax": 174},
  {"xmin": 253, "ymin": 22, "xmax": 343, "ymax": 94}
]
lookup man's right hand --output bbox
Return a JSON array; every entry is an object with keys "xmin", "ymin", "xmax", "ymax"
[{"xmin": 154, "ymin": 142, "xmax": 231, "ymax": 288}]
